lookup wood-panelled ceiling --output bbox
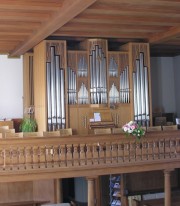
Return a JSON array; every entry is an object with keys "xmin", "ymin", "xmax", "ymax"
[{"xmin": 0, "ymin": 0, "xmax": 179, "ymax": 57}]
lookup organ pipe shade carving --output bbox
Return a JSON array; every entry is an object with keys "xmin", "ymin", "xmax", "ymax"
[
  {"xmin": 46, "ymin": 46, "xmax": 65, "ymax": 131},
  {"xmin": 133, "ymin": 52, "xmax": 150, "ymax": 126},
  {"xmin": 89, "ymin": 45, "xmax": 107, "ymax": 104}
]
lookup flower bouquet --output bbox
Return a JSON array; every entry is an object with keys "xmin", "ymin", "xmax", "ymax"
[{"xmin": 122, "ymin": 121, "xmax": 145, "ymax": 140}]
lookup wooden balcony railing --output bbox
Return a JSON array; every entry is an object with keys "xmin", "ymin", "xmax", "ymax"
[{"xmin": 0, "ymin": 130, "xmax": 180, "ymax": 182}]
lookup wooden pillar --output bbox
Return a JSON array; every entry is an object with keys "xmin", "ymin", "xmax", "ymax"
[
  {"xmin": 54, "ymin": 179, "xmax": 63, "ymax": 203},
  {"xmin": 164, "ymin": 169, "xmax": 173, "ymax": 206},
  {"xmin": 95, "ymin": 176, "xmax": 101, "ymax": 206},
  {"xmin": 86, "ymin": 176, "xmax": 96, "ymax": 206}
]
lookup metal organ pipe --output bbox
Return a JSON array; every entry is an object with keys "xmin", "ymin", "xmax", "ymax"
[
  {"xmin": 55, "ymin": 55, "xmax": 61, "ymax": 130},
  {"xmin": 50, "ymin": 47, "xmax": 57, "ymax": 131},
  {"xmin": 60, "ymin": 69, "xmax": 65, "ymax": 129},
  {"xmin": 67, "ymin": 67, "xmax": 77, "ymax": 104},
  {"xmin": 133, "ymin": 52, "xmax": 150, "ymax": 126},
  {"xmin": 46, "ymin": 46, "xmax": 65, "ymax": 131},
  {"xmin": 133, "ymin": 72, "xmax": 138, "ymax": 122},
  {"xmin": 119, "ymin": 66, "xmax": 130, "ymax": 103},
  {"xmin": 136, "ymin": 59, "xmax": 142, "ymax": 122},
  {"xmin": 144, "ymin": 66, "xmax": 150, "ymax": 126},
  {"xmin": 140, "ymin": 52, "xmax": 146, "ymax": 121},
  {"xmin": 90, "ymin": 45, "xmax": 107, "ymax": 104},
  {"xmin": 46, "ymin": 62, "xmax": 52, "ymax": 131}
]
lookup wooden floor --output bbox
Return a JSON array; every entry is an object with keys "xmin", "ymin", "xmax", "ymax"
[{"xmin": 0, "ymin": 200, "xmax": 49, "ymax": 206}]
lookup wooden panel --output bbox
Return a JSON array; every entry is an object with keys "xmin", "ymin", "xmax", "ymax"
[
  {"xmin": 0, "ymin": 121, "xmax": 14, "ymax": 129},
  {"xmin": 69, "ymin": 106, "xmax": 79, "ymax": 135},
  {"xmin": 23, "ymin": 53, "xmax": 34, "ymax": 114},
  {"xmin": 0, "ymin": 182, "xmax": 33, "ymax": 203},
  {"xmin": 33, "ymin": 179, "xmax": 55, "ymax": 203},
  {"xmin": 34, "ymin": 41, "xmax": 47, "ymax": 132},
  {"xmin": 94, "ymin": 128, "xmax": 111, "ymax": 135},
  {"xmin": 118, "ymin": 104, "xmax": 132, "ymax": 127},
  {"xmin": 126, "ymin": 169, "xmax": 179, "ymax": 195},
  {"xmin": 0, "ymin": 180, "xmax": 55, "ymax": 204},
  {"xmin": 78, "ymin": 107, "xmax": 89, "ymax": 135}
]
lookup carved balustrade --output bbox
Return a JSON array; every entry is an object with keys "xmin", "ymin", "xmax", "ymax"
[{"xmin": 0, "ymin": 131, "xmax": 180, "ymax": 182}]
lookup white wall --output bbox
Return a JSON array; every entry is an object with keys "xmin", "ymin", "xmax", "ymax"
[
  {"xmin": 74, "ymin": 177, "xmax": 87, "ymax": 202},
  {"xmin": 174, "ymin": 55, "xmax": 180, "ymax": 117},
  {"xmin": 150, "ymin": 57, "xmax": 176, "ymax": 113},
  {"xmin": 0, "ymin": 55, "xmax": 23, "ymax": 119}
]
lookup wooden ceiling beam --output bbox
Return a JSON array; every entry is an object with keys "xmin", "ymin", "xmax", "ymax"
[
  {"xmin": 149, "ymin": 26, "xmax": 180, "ymax": 44},
  {"xmin": 10, "ymin": 0, "xmax": 97, "ymax": 56},
  {"xmin": 98, "ymin": 0, "xmax": 180, "ymax": 7},
  {"xmin": 52, "ymin": 30, "xmax": 149, "ymax": 39},
  {"xmin": 61, "ymin": 22, "xmax": 168, "ymax": 32},
  {"xmin": 75, "ymin": 14, "xmax": 180, "ymax": 26},
  {"xmin": 72, "ymin": 17, "xmax": 179, "ymax": 27}
]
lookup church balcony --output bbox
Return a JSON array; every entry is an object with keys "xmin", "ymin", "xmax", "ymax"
[{"xmin": 0, "ymin": 130, "xmax": 179, "ymax": 183}]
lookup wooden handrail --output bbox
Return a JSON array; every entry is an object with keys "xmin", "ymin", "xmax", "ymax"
[{"xmin": 0, "ymin": 130, "xmax": 179, "ymax": 182}]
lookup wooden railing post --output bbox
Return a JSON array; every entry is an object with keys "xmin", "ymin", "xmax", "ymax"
[{"xmin": 164, "ymin": 169, "xmax": 174, "ymax": 206}]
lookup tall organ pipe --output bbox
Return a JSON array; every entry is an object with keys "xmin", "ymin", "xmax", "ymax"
[
  {"xmin": 126, "ymin": 66, "xmax": 130, "ymax": 103},
  {"xmin": 90, "ymin": 45, "xmax": 107, "ymax": 104},
  {"xmin": 46, "ymin": 62, "xmax": 52, "ymax": 131},
  {"xmin": 144, "ymin": 66, "xmax": 150, "ymax": 126},
  {"xmin": 46, "ymin": 46, "xmax": 65, "ymax": 131},
  {"xmin": 140, "ymin": 52, "xmax": 146, "ymax": 121},
  {"xmin": 133, "ymin": 53, "xmax": 150, "ymax": 126},
  {"xmin": 133, "ymin": 72, "xmax": 138, "ymax": 121},
  {"xmin": 55, "ymin": 55, "xmax": 61, "ymax": 129},
  {"xmin": 60, "ymin": 69, "xmax": 65, "ymax": 129},
  {"xmin": 136, "ymin": 59, "xmax": 142, "ymax": 123},
  {"xmin": 119, "ymin": 66, "xmax": 130, "ymax": 103},
  {"xmin": 50, "ymin": 47, "xmax": 57, "ymax": 131}
]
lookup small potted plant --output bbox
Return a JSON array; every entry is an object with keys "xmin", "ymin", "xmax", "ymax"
[{"xmin": 19, "ymin": 117, "xmax": 37, "ymax": 132}]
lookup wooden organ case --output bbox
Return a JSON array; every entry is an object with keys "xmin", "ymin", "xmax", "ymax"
[{"xmin": 23, "ymin": 39, "xmax": 152, "ymax": 134}]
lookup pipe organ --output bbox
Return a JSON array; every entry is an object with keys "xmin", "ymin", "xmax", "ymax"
[{"xmin": 31, "ymin": 40, "xmax": 151, "ymax": 133}]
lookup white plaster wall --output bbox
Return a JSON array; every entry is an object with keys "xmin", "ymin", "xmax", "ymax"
[
  {"xmin": 74, "ymin": 177, "xmax": 87, "ymax": 202},
  {"xmin": 0, "ymin": 55, "xmax": 23, "ymax": 119},
  {"xmin": 150, "ymin": 57, "xmax": 163, "ymax": 111},
  {"xmin": 174, "ymin": 55, "xmax": 180, "ymax": 117},
  {"xmin": 160, "ymin": 57, "xmax": 176, "ymax": 113},
  {"xmin": 150, "ymin": 57, "xmax": 176, "ymax": 113}
]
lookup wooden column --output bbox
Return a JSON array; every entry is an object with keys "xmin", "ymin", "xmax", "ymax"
[
  {"xmin": 95, "ymin": 176, "xmax": 101, "ymax": 206},
  {"xmin": 86, "ymin": 176, "xmax": 96, "ymax": 206},
  {"xmin": 54, "ymin": 179, "xmax": 63, "ymax": 203},
  {"xmin": 164, "ymin": 169, "xmax": 173, "ymax": 206}
]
